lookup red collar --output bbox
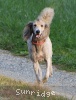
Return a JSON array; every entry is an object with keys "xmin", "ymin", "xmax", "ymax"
[{"xmin": 32, "ymin": 39, "xmax": 45, "ymax": 46}]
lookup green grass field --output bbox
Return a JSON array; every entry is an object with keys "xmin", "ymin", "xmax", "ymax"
[
  {"xmin": 0, "ymin": 76, "xmax": 67, "ymax": 100},
  {"xmin": 0, "ymin": 0, "xmax": 76, "ymax": 71}
]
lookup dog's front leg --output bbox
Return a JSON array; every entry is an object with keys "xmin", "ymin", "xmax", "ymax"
[
  {"xmin": 49, "ymin": 58, "xmax": 53, "ymax": 77},
  {"xmin": 43, "ymin": 58, "xmax": 52, "ymax": 83},
  {"xmin": 33, "ymin": 61, "xmax": 42, "ymax": 83}
]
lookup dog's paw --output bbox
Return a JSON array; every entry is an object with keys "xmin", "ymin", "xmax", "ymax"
[
  {"xmin": 49, "ymin": 70, "xmax": 53, "ymax": 77},
  {"xmin": 49, "ymin": 72, "xmax": 53, "ymax": 77},
  {"xmin": 42, "ymin": 77, "xmax": 48, "ymax": 83},
  {"xmin": 34, "ymin": 80, "xmax": 43, "ymax": 86}
]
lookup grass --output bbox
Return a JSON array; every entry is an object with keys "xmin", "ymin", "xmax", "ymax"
[
  {"xmin": 0, "ymin": 0, "xmax": 76, "ymax": 71},
  {"xmin": 0, "ymin": 75, "xmax": 67, "ymax": 100}
]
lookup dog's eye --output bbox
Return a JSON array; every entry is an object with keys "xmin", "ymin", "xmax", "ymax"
[
  {"xmin": 41, "ymin": 25, "xmax": 43, "ymax": 27},
  {"xmin": 34, "ymin": 24, "xmax": 36, "ymax": 27}
]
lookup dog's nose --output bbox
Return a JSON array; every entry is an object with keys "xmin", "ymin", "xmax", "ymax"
[{"xmin": 36, "ymin": 30, "xmax": 40, "ymax": 34}]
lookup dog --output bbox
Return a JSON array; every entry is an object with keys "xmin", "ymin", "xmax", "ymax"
[{"xmin": 23, "ymin": 7, "xmax": 54, "ymax": 84}]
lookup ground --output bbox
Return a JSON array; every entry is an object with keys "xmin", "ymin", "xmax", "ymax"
[{"xmin": 0, "ymin": 49, "xmax": 76, "ymax": 100}]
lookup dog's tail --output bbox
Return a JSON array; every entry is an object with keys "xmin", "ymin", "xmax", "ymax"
[{"xmin": 37, "ymin": 7, "xmax": 54, "ymax": 25}]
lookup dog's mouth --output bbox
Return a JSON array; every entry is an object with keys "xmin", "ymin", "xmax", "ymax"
[{"xmin": 35, "ymin": 34, "xmax": 42, "ymax": 38}]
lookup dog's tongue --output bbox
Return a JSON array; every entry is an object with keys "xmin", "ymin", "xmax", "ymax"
[{"xmin": 36, "ymin": 35, "xmax": 40, "ymax": 38}]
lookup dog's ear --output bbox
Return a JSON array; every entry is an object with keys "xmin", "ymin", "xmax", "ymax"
[{"xmin": 23, "ymin": 22, "xmax": 33, "ymax": 41}]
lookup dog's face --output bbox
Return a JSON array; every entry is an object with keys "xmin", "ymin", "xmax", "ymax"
[
  {"xmin": 23, "ymin": 20, "xmax": 49, "ymax": 41},
  {"xmin": 33, "ymin": 19, "xmax": 47, "ymax": 38}
]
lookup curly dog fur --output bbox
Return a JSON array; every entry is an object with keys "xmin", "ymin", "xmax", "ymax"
[{"xmin": 23, "ymin": 7, "xmax": 54, "ymax": 84}]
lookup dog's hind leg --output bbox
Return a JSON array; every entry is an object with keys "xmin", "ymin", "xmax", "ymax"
[{"xmin": 33, "ymin": 62, "xmax": 42, "ymax": 83}]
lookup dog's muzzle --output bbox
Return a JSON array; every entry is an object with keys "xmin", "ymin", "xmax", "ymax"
[{"xmin": 35, "ymin": 30, "xmax": 41, "ymax": 38}]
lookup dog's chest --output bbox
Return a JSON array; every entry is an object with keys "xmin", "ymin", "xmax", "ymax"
[{"xmin": 36, "ymin": 46, "xmax": 44, "ymax": 61}]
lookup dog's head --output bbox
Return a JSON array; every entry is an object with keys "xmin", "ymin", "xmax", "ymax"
[
  {"xmin": 32, "ymin": 19, "xmax": 48, "ymax": 39},
  {"xmin": 23, "ymin": 19, "xmax": 50, "ymax": 41}
]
